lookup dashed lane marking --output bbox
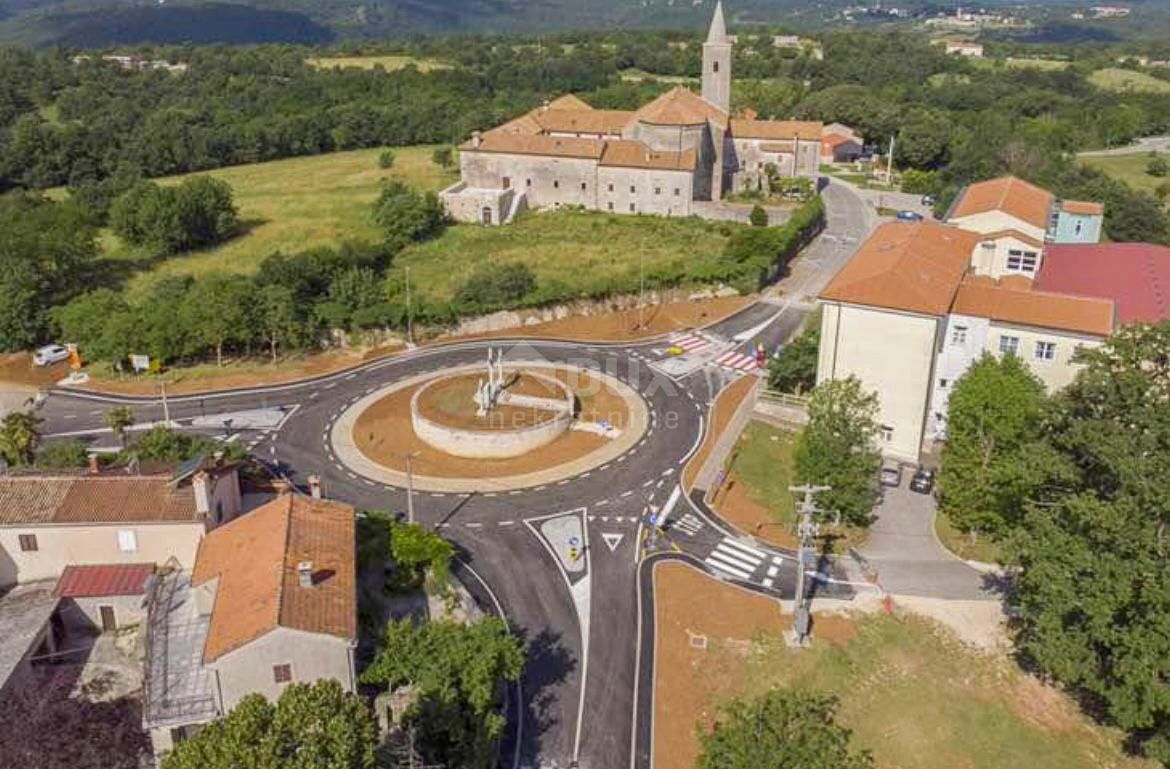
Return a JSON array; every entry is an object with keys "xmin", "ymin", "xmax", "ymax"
[
  {"xmin": 620, "ymin": 490, "xmax": 633, "ymax": 498},
  {"xmin": 498, "ymin": 520, "xmax": 515, "ymax": 526},
  {"xmin": 466, "ymin": 522, "xmax": 483, "ymax": 528}
]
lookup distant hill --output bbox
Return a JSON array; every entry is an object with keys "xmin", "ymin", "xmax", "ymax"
[{"xmin": 0, "ymin": 0, "xmax": 789, "ymax": 46}]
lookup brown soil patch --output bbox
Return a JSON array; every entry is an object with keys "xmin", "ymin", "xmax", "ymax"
[
  {"xmin": 455, "ymin": 295, "xmax": 753, "ymax": 344},
  {"xmin": 1010, "ymin": 674, "xmax": 1083, "ymax": 733},
  {"xmin": 0, "ymin": 354, "xmax": 67, "ymax": 390},
  {"xmin": 415, "ymin": 372, "xmax": 566, "ymax": 430},
  {"xmin": 712, "ymin": 471, "xmax": 798, "ymax": 549},
  {"xmin": 352, "ymin": 367, "xmax": 632, "ymax": 479},
  {"xmin": 653, "ymin": 562, "xmax": 855, "ymax": 769},
  {"xmin": 681, "ymin": 375, "xmax": 756, "ymax": 491}
]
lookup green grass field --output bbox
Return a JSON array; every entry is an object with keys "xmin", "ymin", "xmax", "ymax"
[
  {"xmin": 396, "ymin": 208, "xmax": 731, "ymax": 304},
  {"xmin": 1088, "ymin": 67, "xmax": 1170, "ymax": 93},
  {"xmin": 1080, "ymin": 152, "xmax": 1170, "ymax": 203},
  {"xmin": 729, "ymin": 614, "xmax": 1155, "ymax": 769},
  {"xmin": 725, "ymin": 420, "xmax": 798, "ymax": 528},
  {"xmin": 106, "ymin": 146, "xmax": 457, "ymax": 298},
  {"xmin": 305, "ymin": 54, "xmax": 450, "ymax": 72}
]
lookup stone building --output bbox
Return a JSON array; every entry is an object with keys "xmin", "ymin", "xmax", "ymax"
[{"xmin": 440, "ymin": 1, "xmax": 823, "ymax": 225}]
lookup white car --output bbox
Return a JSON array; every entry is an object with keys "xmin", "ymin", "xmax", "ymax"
[{"xmin": 33, "ymin": 344, "xmax": 70, "ymax": 367}]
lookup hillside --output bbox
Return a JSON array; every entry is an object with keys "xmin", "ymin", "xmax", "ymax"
[{"xmin": 0, "ymin": 0, "xmax": 805, "ymax": 45}]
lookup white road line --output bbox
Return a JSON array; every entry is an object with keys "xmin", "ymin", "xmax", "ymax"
[
  {"xmin": 498, "ymin": 520, "xmax": 515, "ymax": 526},
  {"xmin": 762, "ymin": 577, "xmax": 774, "ymax": 588},
  {"xmin": 596, "ymin": 499, "xmax": 609, "ymax": 506},
  {"xmin": 704, "ymin": 556, "xmax": 754, "ymax": 580},
  {"xmin": 766, "ymin": 565, "xmax": 779, "ymax": 577},
  {"xmin": 485, "ymin": 492, "xmax": 498, "ymax": 497},
  {"xmin": 709, "ymin": 547, "xmax": 760, "ymax": 572},
  {"xmin": 620, "ymin": 490, "xmax": 633, "ymax": 498},
  {"xmin": 466, "ymin": 522, "xmax": 483, "ymax": 528},
  {"xmin": 720, "ymin": 538, "xmax": 768, "ymax": 559}
]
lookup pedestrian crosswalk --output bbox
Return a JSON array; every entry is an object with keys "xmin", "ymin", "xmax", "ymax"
[
  {"xmin": 671, "ymin": 513, "xmax": 705, "ymax": 537},
  {"xmin": 703, "ymin": 536, "xmax": 767, "ymax": 580},
  {"xmin": 666, "ymin": 332, "xmax": 711, "ymax": 354},
  {"xmin": 713, "ymin": 349, "xmax": 760, "ymax": 373}
]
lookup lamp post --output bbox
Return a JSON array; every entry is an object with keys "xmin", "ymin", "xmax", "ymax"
[{"xmin": 788, "ymin": 483, "xmax": 829, "ymax": 644}]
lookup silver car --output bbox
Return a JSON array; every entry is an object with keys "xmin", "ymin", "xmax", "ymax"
[{"xmin": 33, "ymin": 344, "xmax": 70, "ymax": 366}]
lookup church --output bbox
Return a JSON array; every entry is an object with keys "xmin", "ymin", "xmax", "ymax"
[{"xmin": 439, "ymin": 1, "xmax": 823, "ymax": 225}]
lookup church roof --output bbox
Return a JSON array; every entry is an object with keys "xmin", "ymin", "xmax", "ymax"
[
  {"xmin": 535, "ymin": 109, "xmax": 633, "ymax": 136},
  {"xmin": 462, "ymin": 133, "xmax": 605, "ymax": 160},
  {"xmin": 547, "ymin": 94, "xmax": 593, "ymax": 111},
  {"xmin": 633, "ymin": 86, "xmax": 728, "ymax": 126},
  {"xmin": 600, "ymin": 141, "xmax": 697, "ymax": 171},
  {"xmin": 730, "ymin": 119, "xmax": 823, "ymax": 141},
  {"xmin": 707, "ymin": 0, "xmax": 729, "ymax": 44}
]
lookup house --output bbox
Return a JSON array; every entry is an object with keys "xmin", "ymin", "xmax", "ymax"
[
  {"xmin": 0, "ymin": 459, "xmax": 242, "ymax": 587},
  {"xmin": 440, "ymin": 2, "xmax": 823, "ymax": 225},
  {"xmin": 821, "ymin": 125, "xmax": 863, "ymax": 163},
  {"xmin": 0, "ymin": 581, "xmax": 60, "ymax": 701},
  {"xmin": 54, "ymin": 562, "xmax": 154, "ymax": 633},
  {"xmin": 143, "ymin": 492, "xmax": 357, "ymax": 755},
  {"xmin": 945, "ymin": 175, "xmax": 1104, "ymax": 245},
  {"xmin": 816, "ymin": 220, "xmax": 1114, "ymax": 461}
]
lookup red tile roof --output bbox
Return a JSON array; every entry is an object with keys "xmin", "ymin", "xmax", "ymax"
[
  {"xmin": 192, "ymin": 494, "xmax": 356, "ymax": 662},
  {"xmin": 952, "ymin": 276, "xmax": 1115, "ymax": 336},
  {"xmin": 730, "ymin": 119, "xmax": 823, "ymax": 141},
  {"xmin": 633, "ymin": 86, "xmax": 728, "ymax": 126},
  {"xmin": 0, "ymin": 475, "xmax": 208, "ymax": 525},
  {"xmin": 949, "ymin": 176, "xmax": 1054, "ymax": 230},
  {"xmin": 1036, "ymin": 243, "xmax": 1170, "ymax": 325},
  {"xmin": 55, "ymin": 564, "xmax": 154, "ymax": 598},
  {"xmin": 1061, "ymin": 200, "xmax": 1104, "ymax": 216}
]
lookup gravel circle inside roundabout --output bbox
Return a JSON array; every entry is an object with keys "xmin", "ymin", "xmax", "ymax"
[{"xmin": 330, "ymin": 361, "xmax": 650, "ymax": 492}]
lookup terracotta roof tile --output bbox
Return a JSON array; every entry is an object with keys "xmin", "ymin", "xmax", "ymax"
[
  {"xmin": 1061, "ymin": 199, "xmax": 1104, "ymax": 216},
  {"xmin": 952, "ymin": 276, "xmax": 1114, "ymax": 336},
  {"xmin": 546, "ymin": 94, "xmax": 593, "ymax": 111},
  {"xmin": 633, "ymin": 86, "xmax": 728, "ymax": 126},
  {"xmin": 730, "ymin": 119, "xmax": 823, "ymax": 141},
  {"xmin": 976, "ymin": 229, "xmax": 1045, "ymax": 248},
  {"xmin": 820, "ymin": 222, "xmax": 981, "ymax": 315},
  {"xmin": 536, "ymin": 109, "xmax": 632, "ymax": 135},
  {"xmin": 462, "ymin": 133, "xmax": 605, "ymax": 160},
  {"xmin": 192, "ymin": 494, "xmax": 356, "ymax": 663},
  {"xmin": 1037, "ymin": 242, "xmax": 1170, "ymax": 324},
  {"xmin": 600, "ymin": 140, "xmax": 696, "ymax": 171},
  {"xmin": 0, "ymin": 475, "xmax": 205, "ymax": 525},
  {"xmin": 949, "ymin": 176, "xmax": 1055, "ymax": 230},
  {"xmin": 55, "ymin": 563, "xmax": 154, "ymax": 598}
]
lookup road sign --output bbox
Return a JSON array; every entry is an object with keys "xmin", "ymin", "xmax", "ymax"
[
  {"xmin": 129, "ymin": 354, "xmax": 150, "ymax": 373},
  {"xmin": 601, "ymin": 532, "xmax": 624, "ymax": 552}
]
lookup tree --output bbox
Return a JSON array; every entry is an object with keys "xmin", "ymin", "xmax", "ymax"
[
  {"xmin": 379, "ymin": 148, "xmax": 396, "ymax": 169},
  {"xmin": 361, "ymin": 618, "xmax": 524, "ymax": 769},
  {"xmin": 173, "ymin": 175, "xmax": 239, "ymax": 249},
  {"xmin": 104, "ymin": 406, "xmax": 136, "ymax": 448},
  {"xmin": 161, "ymin": 680, "xmax": 376, "ymax": 769},
  {"xmin": 110, "ymin": 177, "xmax": 238, "ymax": 255},
  {"xmin": 126, "ymin": 426, "xmax": 246, "ymax": 463},
  {"xmin": 257, "ymin": 284, "xmax": 302, "ymax": 362},
  {"xmin": 767, "ymin": 318, "xmax": 819, "ymax": 394},
  {"xmin": 454, "ymin": 263, "xmax": 536, "ymax": 312},
  {"xmin": 794, "ymin": 377, "xmax": 881, "ymax": 526},
  {"xmin": 181, "ymin": 275, "xmax": 254, "ymax": 366},
  {"xmin": 937, "ymin": 353, "xmax": 1051, "ymax": 540},
  {"xmin": 54, "ymin": 289, "xmax": 135, "ymax": 363},
  {"xmin": 1147, "ymin": 154, "xmax": 1169, "ymax": 178},
  {"xmin": 36, "ymin": 438, "xmax": 89, "ymax": 469},
  {"xmin": 0, "ymin": 411, "xmax": 42, "ymax": 465},
  {"xmin": 1011, "ymin": 323, "xmax": 1170, "ymax": 763},
  {"xmin": 698, "ymin": 688, "xmax": 872, "ymax": 769},
  {"xmin": 749, "ymin": 204, "xmax": 768, "ymax": 227},
  {"xmin": 372, "ymin": 180, "xmax": 448, "ymax": 250},
  {"xmin": 390, "ymin": 520, "xmax": 455, "ymax": 588},
  {"xmin": 431, "ymin": 146, "xmax": 454, "ymax": 169}
]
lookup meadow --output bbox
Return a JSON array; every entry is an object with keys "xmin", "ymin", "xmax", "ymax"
[
  {"xmin": 1088, "ymin": 67, "xmax": 1170, "ymax": 93},
  {"xmin": 305, "ymin": 54, "xmax": 450, "ymax": 72},
  {"xmin": 1080, "ymin": 151, "xmax": 1170, "ymax": 204}
]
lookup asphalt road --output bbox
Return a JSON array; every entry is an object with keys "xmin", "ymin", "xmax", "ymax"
[{"xmin": 36, "ymin": 179, "xmax": 876, "ymax": 769}]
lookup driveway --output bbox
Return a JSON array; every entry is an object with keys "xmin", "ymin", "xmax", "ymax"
[{"xmin": 860, "ymin": 481, "xmax": 998, "ymax": 600}]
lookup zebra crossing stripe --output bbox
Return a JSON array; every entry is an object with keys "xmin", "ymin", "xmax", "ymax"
[
  {"xmin": 709, "ymin": 546, "xmax": 760, "ymax": 573},
  {"xmin": 705, "ymin": 554, "xmax": 754, "ymax": 580},
  {"xmin": 719, "ymin": 538, "xmax": 767, "ymax": 559},
  {"xmin": 715, "ymin": 351, "xmax": 759, "ymax": 372}
]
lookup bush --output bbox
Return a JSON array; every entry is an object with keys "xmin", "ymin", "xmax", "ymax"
[
  {"xmin": 749, "ymin": 204, "xmax": 768, "ymax": 227},
  {"xmin": 36, "ymin": 439, "xmax": 89, "ymax": 469},
  {"xmin": 768, "ymin": 314, "xmax": 820, "ymax": 393},
  {"xmin": 372, "ymin": 180, "xmax": 448, "ymax": 250},
  {"xmin": 899, "ymin": 168, "xmax": 939, "ymax": 195},
  {"xmin": 1147, "ymin": 155, "xmax": 1169, "ymax": 178},
  {"xmin": 710, "ymin": 196, "xmax": 825, "ymax": 293},
  {"xmin": 110, "ymin": 176, "xmax": 238, "ymax": 255},
  {"xmin": 378, "ymin": 148, "xmax": 396, "ymax": 169},
  {"xmin": 454, "ymin": 263, "xmax": 537, "ymax": 312}
]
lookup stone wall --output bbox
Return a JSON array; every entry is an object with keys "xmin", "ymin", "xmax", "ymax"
[
  {"xmin": 458, "ymin": 151, "xmax": 599, "ymax": 209},
  {"xmin": 596, "ymin": 166, "xmax": 694, "ymax": 216}
]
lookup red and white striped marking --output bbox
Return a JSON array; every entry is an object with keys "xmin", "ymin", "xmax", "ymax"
[
  {"xmin": 715, "ymin": 350, "xmax": 760, "ymax": 372},
  {"xmin": 667, "ymin": 333, "xmax": 710, "ymax": 353}
]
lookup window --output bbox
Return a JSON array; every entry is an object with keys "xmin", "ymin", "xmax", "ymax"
[
  {"xmin": 629, "ymin": 203, "xmax": 636, "ymax": 212},
  {"xmin": 938, "ymin": 378, "xmax": 949, "ymax": 389},
  {"xmin": 630, "ymin": 185, "xmax": 636, "ymax": 194},
  {"xmin": 879, "ymin": 425, "xmax": 894, "ymax": 442},
  {"xmin": 607, "ymin": 183, "xmax": 614, "ymax": 192},
  {"xmin": 117, "ymin": 529, "xmax": 137, "ymax": 553},
  {"xmin": 18, "ymin": 534, "xmax": 37, "ymax": 552},
  {"xmin": 655, "ymin": 187, "xmax": 661, "ymax": 196},
  {"xmin": 553, "ymin": 180, "xmax": 559, "ymax": 189},
  {"xmin": 580, "ymin": 182, "xmax": 587, "ymax": 191},
  {"xmin": 674, "ymin": 188, "xmax": 681, "ymax": 196},
  {"xmin": 607, "ymin": 202, "xmax": 614, "ymax": 211},
  {"xmin": 713, "ymin": 61, "xmax": 719, "ymax": 73},
  {"xmin": 525, "ymin": 179, "xmax": 532, "ymax": 187},
  {"xmin": 1074, "ymin": 220, "xmax": 1083, "ymax": 236},
  {"xmin": 273, "ymin": 664, "xmax": 292, "ymax": 684},
  {"xmin": 999, "ymin": 335, "xmax": 1020, "ymax": 356},
  {"xmin": 1035, "ymin": 341, "xmax": 1056, "ymax": 361},
  {"xmin": 950, "ymin": 325, "xmax": 968, "ymax": 345},
  {"xmin": 1006, "ymin": 249, "xmax": 1038, "ymax": 273}
]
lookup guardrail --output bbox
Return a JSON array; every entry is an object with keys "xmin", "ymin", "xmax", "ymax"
[{"xmin": 757, "ymin": 389, "xmax": 810, "ymax": 409}]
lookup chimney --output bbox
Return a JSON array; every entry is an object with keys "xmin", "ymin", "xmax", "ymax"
[
  {"xmin": 471, "ymin": 130, "xmax": 483, "ymax": 148},
  {"xmin": 87, "ymin": 454, "xmax": 99, "ymax": 475},
  {"xmin": 193, "ymin": 470, "xmax": 211, "ymax": 515},
  {"xmin": 297, "ymin": 560, "xmax": 313, "ymax": 588},
  {"xmin": 308, "ymin": 474, "xmax": 322, "ymax": 499}
]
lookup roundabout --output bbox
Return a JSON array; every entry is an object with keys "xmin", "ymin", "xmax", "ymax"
[{"xmin": 330, "ymin": 358, "xmax": 651, "ymax": 492}]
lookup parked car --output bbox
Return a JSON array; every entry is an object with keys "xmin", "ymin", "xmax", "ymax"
[
  {"xmin": 920, "ymin": 194, "xmax": 935, "ymax": 207},
  {"xmin": 896, "ymin": 210, "xmax": 924, "ymax": 222},
  {"xmin": 910, "ymin": 467, "xmax": 935, "ymax": 494},
  {"xmin": 33, "ymin": 344, "xmax": 69, "ymax": 367},
  {"xmin": 879, "ymin": 462, "xmax": 902, "ymax": 488}
]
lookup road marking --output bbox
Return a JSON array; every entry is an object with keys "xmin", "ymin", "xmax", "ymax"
[
  {"xmin": 772, "ymin": 555, "xmax": 785, "ymax": 565},
  {"xmin": 720, "ymin": 538, "xmax": 768, "ymax": 560},
  {"xmin": 580, "ymin": 472, "xmax": 591, "ymax": 478},
  {"xmin": 656, "ymin": 479, "xmax": 664, "ymax": 488},
  {"xmin": 509, "ymin": 490, "xmax": 523, "ymax": 495},
  {"xmin": 345, "ymin": 373, "xmax": 357, "ymax": 380},
  {"xmin": 309, "ymin": 391, "xmax": 319, "ymax": 399},
  {"xmin": 704, "ymin": 556, "xmax": 753, "ymax": 580},
  {"xmin": 557, "ymin": 479, "xmax": 570, "ymax": 486},
  {"xmin": 596, "ymin": 499, "xmax": 609, "ymax": 506},
  {"xmin": 707, "ymin": 547, "xmax": 758, "ymax": 572},
  {"xmin": 466, "ymin": 522, "xmax": 483, "ymax": 528},
  {"xmin": 762, "ymin": 577, "xmax": 774, "ymax": 588},
  {"xmin": 766, "ymin": 565, "xmax": 779, "ymax": 577},
  {"xmin": 661, "ymin": 468, "xmax": 675, "ymax": 477},
  {"xmin": 642, "ymin": 479, "xmax": 653, "ymax": 487},
  {"xmin": 601, "ymin": 532, "xmax": 624, "ymax": 552},
  {"xmin": 485, "ymin": 492, "xmax": 498, "ymax": 497},
  {"xmin": 673, "ymin": 513, "xmax": 703, "ymax": 536},
  {"xmin": 704, "ymin": 537, "xmax": 765, "ymax": 579},
  {"xmin": 323, "ymin": 383, "xmax": 336, "ymax": 389},
  {"xmin": 620, "ymin": 490, "xmax": 633, "ymax": 498},
  {"xmin": 498, "ymin": 520, "xmax": 515, "ymax": 526}
]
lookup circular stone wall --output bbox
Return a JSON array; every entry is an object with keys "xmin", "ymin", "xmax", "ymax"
[{"xmin": 409, "ymin": 369, "xmax": 574, "ymax": 459}]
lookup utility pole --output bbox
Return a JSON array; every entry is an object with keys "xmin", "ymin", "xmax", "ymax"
[
  {"xmin": 886, "ymin": 133, "xmax": 896, "ymax": 185},
  {"xmin": 159, "ymin": 381, "xmax": 170, "ymax": 425},
  {"xmin": 638, "ymin": 251, "xmax": 646, "ymax": 330},
  {"xmin": 788, "ymin": 483, "xmax": 830, "ymax": 645},
  {"xmin": 403, "ymin": 451, "xmax": 421, "ymax": 525},
  {"xmin": 404, "ymin": 266, "xmax": 414, "ymax": 346}
]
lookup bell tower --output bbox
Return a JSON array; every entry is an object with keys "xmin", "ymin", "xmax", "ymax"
[{"xmin": 702, "ymin": 1, "xmax": 731, "ymax": 113}]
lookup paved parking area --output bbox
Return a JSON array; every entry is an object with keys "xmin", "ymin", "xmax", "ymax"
[{"xmin": 860, "ymin": 481, "xmax": 999, "ymax": 601}]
